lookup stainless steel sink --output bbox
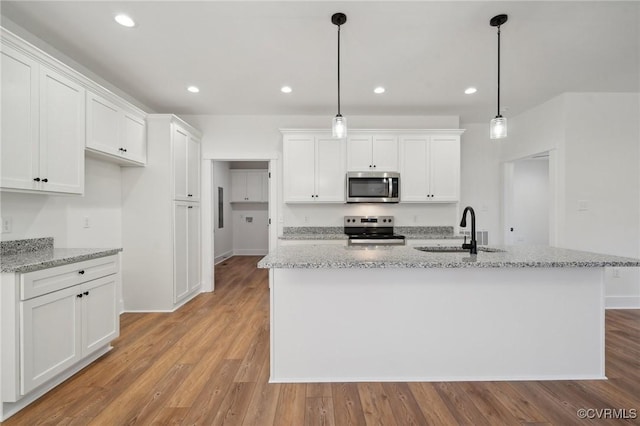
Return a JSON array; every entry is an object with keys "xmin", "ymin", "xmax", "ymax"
[{"xmin": 415, "ymin": 246, "xmax": 505, "ymax": 253}]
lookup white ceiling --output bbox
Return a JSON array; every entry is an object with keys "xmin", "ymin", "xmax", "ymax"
[{"xmin": 2, "ymin": 1, "xmax": 638, "ymax": 124}]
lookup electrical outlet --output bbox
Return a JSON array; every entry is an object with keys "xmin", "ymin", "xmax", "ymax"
[
  {"xmin": 612, "ymin": 268, "xmax": 620, "ymax": 278},
  {"xmin": 1, "ymin": 217, "xmax": 12, "ymax": 233},
  {"xmin": 304, "ymin": 216, "xmax": 309, "ymax": 223},
  {"xmin": 83, "ymin": 216, "xmax": 90, "ymax": 228}
]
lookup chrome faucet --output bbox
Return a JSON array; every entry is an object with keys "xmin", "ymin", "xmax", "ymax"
[{"xmin": 460, "ymin": 206, "xmax": 477, "ymax": 255}]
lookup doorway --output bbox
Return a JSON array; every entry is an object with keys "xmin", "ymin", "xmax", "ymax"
[
  {"xmin": 503, "ymin": 152, "xmax": 551, "ymax": 246},
  {"xmin": 202, "ymin": 157, "xmax": 278, "ymax": 292}
]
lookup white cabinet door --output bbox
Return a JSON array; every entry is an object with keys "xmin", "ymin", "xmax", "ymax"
[
  {"xmin": 86, "ymin": 92, "xmax": 120, "ymax": 156},
  {"xmin": 172, "ymin": 126, "xmax": 189, "ymax": 200},
  {"xmin": 86, "ymin": 91, "xmax": 146, "ymax": 165},
  {"xmin": 187, "ymin": 204, "xmax": 201, "ymax": 293},
  {"xmin": 429, "ymin": 135, "xmax": 460, "ymax": 201},
  {"xmin": 82, "ymin": 275, "xmax": 119, "ymax": 356},
  {"xmin": 347, "ymin": 135, "xmax": 398, "ymax": 172},
  {"xmin": 316, "ymin": 136, "xmax": 345, "ymax": 202},
  {"xmin": 122, "ymin": 110, "xmax": 147, "ymax": 164},
  {"xmin": 347, "ymin": 135, "xmax": 372, "ymax": 171},
  {"xmin": 173, "ymin": 202, "xmax": 189, "ymax": 303},
  {"xmin": 399, "ymin": 134, "xmax": 460, "ymax": 203},
  {"xmin": 39, "ymin": 66, "xmax": 85, "ymax": 194},
  {"xmin": 186, "ymin": 134, "xmax": 200, "ymax": 201},
  {"xmin": 372, "ymin": 135, "xmax": 398, "ymax": 171},
  {"xmin": 20, "ymin": 284, "xmax": 82, "ymax": 395},
  {"xmin": 399, "ymin": 136, "xmax": 429, "ymax": 202},
  {"xmin": 246, "ymin": 171, "xmax": 264, "ymax": 201},
  {"xmin": 232, "ymin": 170, "xmax": 268, "ymax": 202},
  {"xmin": 283, "ymin": 135, "xmax": 316, "ymax": 202},
  {"xmin": 1, "ymin": 45, "xmax": 40, "ymax": 191},
  {"xmin": 230, "ymin": 170, "xmax": 248, "ymax": 202}
]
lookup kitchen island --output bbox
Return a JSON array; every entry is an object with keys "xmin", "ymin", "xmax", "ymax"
[{"xmin": 258, "ymin": 245, "xmax": 640, "ymax": 383}]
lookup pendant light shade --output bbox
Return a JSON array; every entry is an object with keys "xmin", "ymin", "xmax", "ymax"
[
  {"xmin": 331, "ymin": 13, "xmax": 347, "ymax": 139},
  {"xmin": 332, "ymin": 115, "xmax": 347, "ymax": 139},
  {"xmin": 490, "ymin": 14, "xmax": 508, "ymax": 140}
]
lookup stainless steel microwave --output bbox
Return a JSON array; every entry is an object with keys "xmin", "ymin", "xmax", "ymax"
[{"xmin": 346, "ymin": 172, "xmax": 400, "ymax": 203}]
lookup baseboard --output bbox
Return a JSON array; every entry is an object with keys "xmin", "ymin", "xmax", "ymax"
[
  {"xmin": 605, "ymin": 296, "xmax": 640, "ymax": 309},
  {"xmin": 214, "ymin": 250, "xmax": 233, "ymax": 265},
  {"xmin": 233, "ymin": 249, "xmax": 269, "ymax": 256}
]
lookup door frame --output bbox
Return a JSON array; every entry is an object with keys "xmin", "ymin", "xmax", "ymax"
[
  {"xmin": 201, "ymin": 155, "xmax": 279, "ymax": 292},
  {"xmin": 502, "ymin": 149, "xmax": 558, "ymax": 246}
]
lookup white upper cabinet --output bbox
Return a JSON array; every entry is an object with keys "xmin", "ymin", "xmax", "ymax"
[
  {"xmin": 86, "ymin": 91, "xmax": 146, "ymax": 165},
  {"xmin": 231, "ymin": 170, "xmax": 268, "ymax": 202},
  {"xmin": 172, "ymin": 123, "xmax": 201, "ymax": 201},
  {"xmin": 39, "ymin": 67, "xmax": 85, "ymax": 194},
  {"xmin": 1, "ymin": 44, "xmax": 40, "ymax": 191},
  {"xmin": 1, "ymin": 41, "xmax": 84, "ymax": 195},
  {"xmin": 283, "ymin": 133, "xmax": 345, "ymax": 203},
  {"xmin": 399, "ymin": 134, "xmax": 461, "ymax": 202},
  {"xmin": 347, "ymin": 134, "xmax": 398, "ymax": 171}
]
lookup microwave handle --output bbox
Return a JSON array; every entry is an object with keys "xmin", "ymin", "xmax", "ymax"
[{"xmin": 388, "ymin": 178, "xmax": 393, "ymax": 198}]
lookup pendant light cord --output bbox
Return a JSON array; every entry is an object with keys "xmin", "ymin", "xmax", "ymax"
[
  {"xmin": 337, "ymin": 23, "xmax": 341, "ymax": 116},
  {"xmin": 497, "ymin": 25, "xmax": 501, "ymax": 118}
]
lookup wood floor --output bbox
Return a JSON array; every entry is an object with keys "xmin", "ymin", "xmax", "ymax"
[{"xmin": 4, "ymin": 255, "xmax": 639, "ymax": 425}]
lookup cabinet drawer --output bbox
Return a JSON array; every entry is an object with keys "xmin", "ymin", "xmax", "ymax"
[{"xmin": 20, "ymin": 255, "xmax": 119, "ymax": 300}]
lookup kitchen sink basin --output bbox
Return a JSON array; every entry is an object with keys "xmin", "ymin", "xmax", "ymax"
[{"xmin": 415, "ymin": 246, "xmax": 506, "ymax": 253}]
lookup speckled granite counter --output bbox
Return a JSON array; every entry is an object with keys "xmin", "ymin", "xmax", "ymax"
[
  {"xmin": 258, "ymin": 244, "xmax": 640, "ymax": 269},
  {"xmin": 1, "ymin": 238, "xmax": 122, "ymax": 273}
]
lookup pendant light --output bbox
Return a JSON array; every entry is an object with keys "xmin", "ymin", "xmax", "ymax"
[
  {"xmin": 331, "ymin": 12, "xmax": 347, "ymax": 139},
  {"xmin": 490, "ymin": 14, "xmax": 508, "ymax": 139}
]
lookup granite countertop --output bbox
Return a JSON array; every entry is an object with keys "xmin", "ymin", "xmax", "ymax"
[
  {"xmin": 1, "ymin": 238, "xmax": 122, "ymax": 273},
  {"xmin": 258, "ymin": 244, "xmax": 640, "ymax": 269}
]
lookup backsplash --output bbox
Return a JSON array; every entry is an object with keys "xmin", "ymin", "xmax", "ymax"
[
  {"xmin": 283, "ymin": 227, "xmax": 343, "ymax": 235},
  {"xmin": 1, "ymin": 237, "xmax": 54, "ymax": 256}
]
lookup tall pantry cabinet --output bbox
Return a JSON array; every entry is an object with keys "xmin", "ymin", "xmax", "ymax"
[{"xmin": 121, "ymin": 115, "xmax": 202, "ymax": 311}]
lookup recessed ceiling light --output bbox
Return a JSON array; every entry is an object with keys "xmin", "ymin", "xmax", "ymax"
[
  {"xmin": 187, "ymin": 86, "xmax": 200, "ymax": 93},
  {"xmin": 281, "ymin": 86, "xmax": 293, "ymax": 93},
  {"xmin": 114, "ymin": 14, "xmax": 136, "ymax": 28},
  {"xmin": 464, "ymin": 87, "xmax": 477, "ymax": 95},
  {"xmin": 374, "ymin": 87, "xmax": 385, "ymax": 94}
]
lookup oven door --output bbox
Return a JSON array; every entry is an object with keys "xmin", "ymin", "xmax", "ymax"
[{"xmin": 346, "ymin": 172, "xmax": 399, "ymax": 203}]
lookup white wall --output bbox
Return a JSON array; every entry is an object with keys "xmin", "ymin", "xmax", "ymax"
[
  {"xmin": 563, "ymin": 93, "xmax": 640, "ymax": 308},
  {"xmin": 0, "ymin": 157, "xmax": 122, "ymax": 248},
  {"xmin": 459, "ymin": 123, "xmax": 502, "ymax": 245},
  {"xmin": 232, "ymin": 204, "xmax": 269, "ymax": 255},
  {"xmin": 212, "ymin": 161, "xmax": 233, "ymax": 262},
  {"xmin": 481, "ymin": 92, "xmax": 640, "ymax": 308}
]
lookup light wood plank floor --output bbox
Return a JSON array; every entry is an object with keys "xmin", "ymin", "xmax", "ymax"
[{"xmin": 4, "ymin": 255, "xmax": 639, "ymax": 425}]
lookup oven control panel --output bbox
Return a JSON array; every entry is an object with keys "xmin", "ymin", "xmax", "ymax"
[{"xmin": 344, "ymin": 216, "xmax": 394, "ymax": 227}]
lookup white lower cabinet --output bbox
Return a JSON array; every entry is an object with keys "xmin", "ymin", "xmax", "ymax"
[
  {"xmin": 1, "ymin": 255, "xmax": 120, "ymax": 419},
  {"xmin": 20, "ymin": 275, "xmax": 118, "ymax": 395},
  {"xmin": 173, "ymin": 202, "xmax": 201, "ymax": 304}
]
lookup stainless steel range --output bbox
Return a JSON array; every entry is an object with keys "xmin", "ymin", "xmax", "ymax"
[{"xmin": 344, "ymin": 216, "xmax": 406, "ymax": 246}]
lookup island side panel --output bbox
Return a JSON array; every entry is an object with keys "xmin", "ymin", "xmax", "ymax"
[{"xmin": 269, "ymin": 267, "xmax": 605, "ymax": 382}]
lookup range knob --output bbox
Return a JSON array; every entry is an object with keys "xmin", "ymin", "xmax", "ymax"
[
  {"xmin": 388, "ymin": 218, "xmax": 392, "ymax": 223},
  {"xmin": 382, "ymin": 219, "xmax": 387, "ymax": 223}
]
